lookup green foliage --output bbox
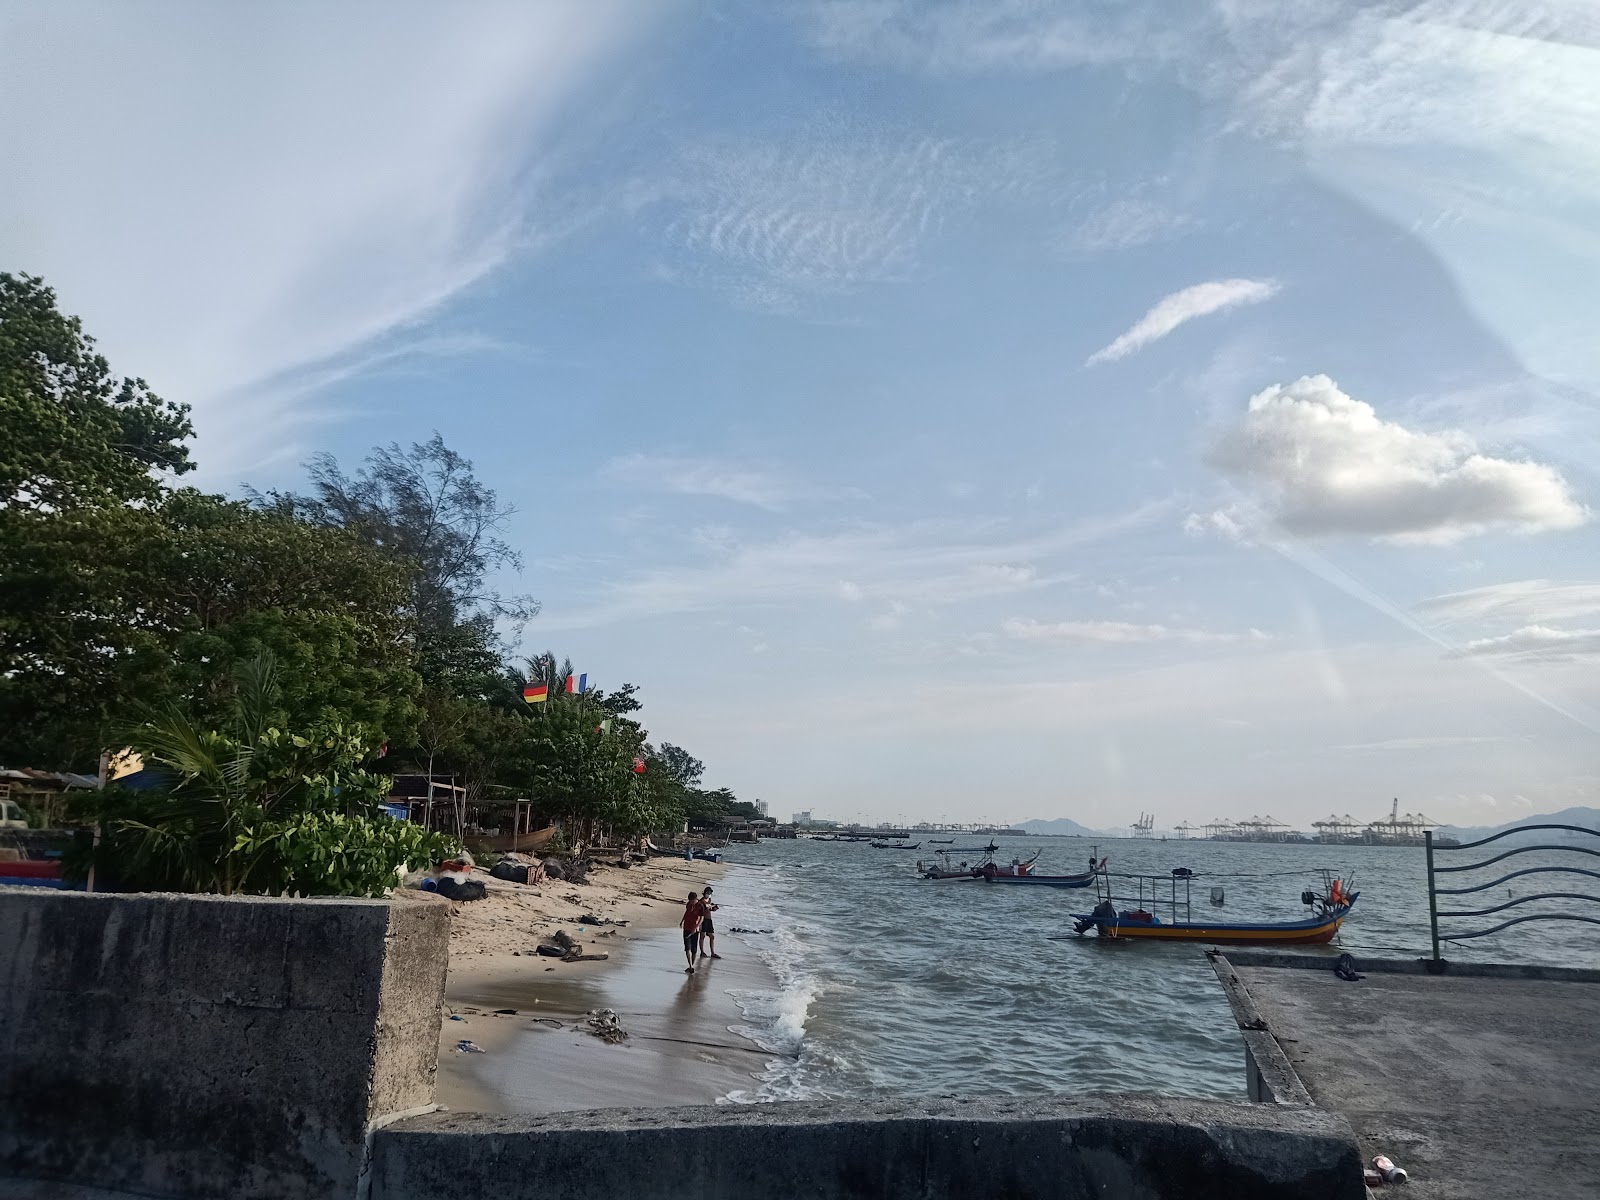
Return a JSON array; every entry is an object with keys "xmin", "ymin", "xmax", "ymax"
[
  {"xmin": 3, "ymin": 271, "xmax": 736, "ymax": 856},
  {"xmin": 253, "ymin": 435, "xmax": 537, "ymax": 691},
  {"xmin": 0, "ymin": 272, "xmax": 193, "ymax": 513},
  {"xmin": 70, "ymin": 656, "xmax": 455, "ymax": 896},
  {"xmin": 0, "ymin": 488, "xmax": 419, "ymax": 769}
]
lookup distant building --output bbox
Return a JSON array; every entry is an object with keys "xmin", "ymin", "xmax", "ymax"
[
  {"xmin": 754, "ymin": 798, "xmax": 768, "ymax": 817},
  {"xmin": 793, "ymin": 810, "xmax": 812, "ymax": 827}
]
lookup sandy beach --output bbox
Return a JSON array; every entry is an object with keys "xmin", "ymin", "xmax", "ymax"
[{"xmin": 425, "ymin": 855, "xmax": 780, "ymax": 1113}]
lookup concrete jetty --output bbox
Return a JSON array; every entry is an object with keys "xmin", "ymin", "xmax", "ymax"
[
  {"xmin": 1, "ymin": 887, "xmax": 1369, "ymax": 1200},
  {"xmin": 1211, "ymin": 949, "xmax": 1600, "ymax": 1198}
]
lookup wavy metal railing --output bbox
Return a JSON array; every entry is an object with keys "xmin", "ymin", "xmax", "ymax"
[{"xmin": 1426, "ymin": 825, "xmax": 1600, "ymax": 964}]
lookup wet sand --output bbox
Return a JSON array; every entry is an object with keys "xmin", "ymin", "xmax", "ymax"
[{"xmin": 438, "ymin": 905, "xmax": 779, "ymax": 1112}]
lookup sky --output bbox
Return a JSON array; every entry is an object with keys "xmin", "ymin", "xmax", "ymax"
[{"xmin": 4, "ymin": 0, "xmax": 1599, "ymax": 831}]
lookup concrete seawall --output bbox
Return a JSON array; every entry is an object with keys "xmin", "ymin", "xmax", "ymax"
[
  {"xmin": 0, "ymin": 889, "xmax": 449, "ymax": 1200},
  {"xmin": 370, "ymin": 1096, "xmax": 1365, "ymax": 1200}
]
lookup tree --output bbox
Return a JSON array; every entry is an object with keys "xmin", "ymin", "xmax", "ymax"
[
  {"xmin": 1, "ymin": 490, "xmax": 420, "ymax": 769},
  {"xmin": 0, "ymin": 272, "xmax": 192, "ymax": 512},
  {"xmin": 70, "ymin": 655, "xmax": 455, "ymax": 896},
  {"xmin": 253, "ymin": 435, "xmax": 537, "ymax": 689},
  {"xmin": 658, "ymin": 743, "xmax": 705, "ymax": 789}
]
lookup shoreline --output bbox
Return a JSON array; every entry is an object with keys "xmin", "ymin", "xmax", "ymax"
[{"xmin": 434, "ymin": 858, "xmax": 782, "ymax": 1113}]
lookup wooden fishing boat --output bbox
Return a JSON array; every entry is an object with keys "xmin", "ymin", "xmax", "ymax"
[
  {"xmin": 984, "ymin": 867, "xmax": 1096, "ymax": 888},
  {"xmin": 1071, "ymin": 893, "xmax": 1358, "ymax": 944},
  {"xmin": 916, "ymin": 844, "xmax": 1003, "ymax": 880}
]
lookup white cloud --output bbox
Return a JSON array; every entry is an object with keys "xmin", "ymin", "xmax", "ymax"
[
  {"xmin": 536, "ymin": 503, "xmax": 1160, "ymax": 630},
  {"xmin": 801, "ymin": 1, "xmax": 1190, "ymax": 73},
  {"xmin": 1417, "ymin": 580, "xmax": 1600, "ymax": 626},
  {"xmin": 1199, "ymin": 375, "xmax": 1588, "ymax": 544},
  {"xmin": 1086, "ymin": 278, "xmax": 1279, "ymax": 365},
  {"xmin": 1061, "ymin": 197, "xmax": 1195, "ymax": 255},
  {"xmin": 602, "ymin": 453, "xmax": 806, "ymax": 510},
  {"xmin": 1459, "ymin": 626, "xmax": 1600, "ymax": 660},
  {"xmin": 664, "ymin": 124, "xmax": 1061, "ymax": 309},
  {"xmin": 1338, "ymin": 736, "xmax": 1503, "ymax": 752},
  {"xmin": 1000, "ymin": 617, "xmax": 1260, "ymax": 646},
  {"xmin": 0, "ymin": 4, "xmax": 650, "ymax": 477},
  {"xmin": 870, "ymin": 600, "xmax": 909, "ymax": 632}
]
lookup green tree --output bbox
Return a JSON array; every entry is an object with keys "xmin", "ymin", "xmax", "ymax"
[
  {"xmin": 71, "ymin": 655, "xmax": 454, "ymax": 895},
  {"xmin": 0, "ymin": 272, "xmax": 193, "ymax": 513},
  {"xmin": 1, "ymin": 491, "xmax": 419, "ymax": 769},
  {"xmin": 254, "ymin": 435, "xmax": 537, "ymax": 690}
]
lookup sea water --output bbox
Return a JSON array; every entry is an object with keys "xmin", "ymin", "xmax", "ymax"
[{"xmin": 709, "ymin": 835, "xmax": 1598, "ymax": 1103}]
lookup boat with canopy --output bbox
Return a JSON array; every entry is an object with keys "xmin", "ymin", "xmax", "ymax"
[{"xmin": 1068, "ymin": 866, "xmax": 1358, "ymax": 944}]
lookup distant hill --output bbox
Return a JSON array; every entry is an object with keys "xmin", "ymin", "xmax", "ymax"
[
  {"xmin": 1438, "ymin": 806, "xmax": 1600, "ymax": 845},
  {"xmin": 1020, "ymin": 817, "xmax": 1103, "ymax": 837}
]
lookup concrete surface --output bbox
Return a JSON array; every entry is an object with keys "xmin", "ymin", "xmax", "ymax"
[
  {"xmin": 1226, "ymin": 959, "xmax": 1600, "ymax": 1198},
  {"xmin": 371, "ymin": 1095, "xmax": 1366, "ymax": 1200},
  {"xmin": 0, "ymin": 888, "xmax": 450, "ymax": 1200}
]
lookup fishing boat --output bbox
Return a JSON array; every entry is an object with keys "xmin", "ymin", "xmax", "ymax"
[
  {"xmin": 916, "ymin": 844, "xmax": 1001, "ymax": 880},
  {"xmin": 929, "ymin": 838, "xmax": 955, "ymax": 844},
  {"xmin": 872, "ymin": 841, "xmax": 921, "ymax": 850},
  {"xmin": 984, "ymin": 855, "xmax": 1104, "ymax": 889},
  {"xmin": 1070, "ymin": 875, "xmax": 1358, "ymax": 944}
]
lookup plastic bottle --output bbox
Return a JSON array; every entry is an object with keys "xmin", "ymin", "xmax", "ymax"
[{"xmin": 1372, "ymin": 1155, "xmax": 1407, "ymax": 1184}]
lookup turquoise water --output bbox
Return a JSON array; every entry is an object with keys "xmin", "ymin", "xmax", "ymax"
[{"xmin": 709, "ymin": 835, "xmax": 1599, "ymax": 1103}]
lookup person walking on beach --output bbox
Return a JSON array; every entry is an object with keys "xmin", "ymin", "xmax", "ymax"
[
  {"xmin": 681, "ymin": 891, "xmax": 707, "ymax": 973},
  {"xmin": 698, "ymin": 885, "xmax": 721, "ymax": 963}
]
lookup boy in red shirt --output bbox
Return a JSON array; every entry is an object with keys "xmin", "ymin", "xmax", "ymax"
[{"xmin": 681, "ymin": 891, "xmax": 706, "ymax": 973}]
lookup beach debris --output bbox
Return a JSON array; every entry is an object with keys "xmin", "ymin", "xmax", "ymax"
[
  {"xmin": 453, "ymin": 1039, "xmax": 485, "ymax": 1054},
  {"xmin": 584, "ymin": 1009, "xmax": 628, "ymax": 1045},
  {"xmin": 578, "ymin": 913, "xmax": 629, "ymax": 927},
  {"xmin": 566, "ymin": 953, "xmax": 610, "ymax": 962},
  {"xmin": 447, "ymin": 1014, "xmax": 467, "ymax": 1022},
  {"xmin": 530, "ymin": 1017, "xmax": 564, "ymax": 1028},
  {"xmin": 493, "ymin": 1008, "xmax": 518, "ymax": 1015},
  {"xmin": 730, "ymin": 927, "xmax": 773, "ymax": 934},
  {"xmin": 1371, "ymin": 1155, "xmax": 1407, "ymax": 1184},
  {"xmin": 433, "ymin": 877, "xmax": 488, "ymax": 902}
]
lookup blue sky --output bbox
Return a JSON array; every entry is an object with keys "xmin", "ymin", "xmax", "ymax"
[{"xmin": 5, "ymin": 1, "xmax": 1599, "ymax": 829}]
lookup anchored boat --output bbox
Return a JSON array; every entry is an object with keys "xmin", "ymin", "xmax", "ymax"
[
  {"xmin": 1069, "ymin": 868, "xmax": 1358, "ymax": 944},
  {"xmin": 984, "ymin": 854, "xmax": 1105, "ymax": 889},
  {"xmin": 917, "ymin": 843, "xmax": 1013, "ymax": 880}
]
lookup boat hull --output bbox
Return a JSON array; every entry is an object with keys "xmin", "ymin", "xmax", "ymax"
[
  {"xmin": 1073, "ymin": 900, "xmax": 1356, "ymax": 945},
  {"xmin": 984, "ymin": 873, "xmax": 1095, "ymax": 889}
]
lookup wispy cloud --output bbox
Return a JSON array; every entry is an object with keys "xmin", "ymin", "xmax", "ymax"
[
  {"xmin": 1337, "ymin": 736, "xmax": 1504, "ymax": 752},
  {"xmin": 663, "ymin": 123, "xmax": 1061, "ymax": 309},
  {"xmin": 601, "ymin": 453, "xmax": 818, "ymax": 511},
  {"xmin": 1459, "ymin": 626, "xmax": 1600, "ymax": 660},
  {"xmin": 1000, "ymin": 617, "xmax": 1264, "ymax": 645},
  {"xmin": 1086, "ymin": 278, "xmax": 1279, "ymax": 365},
  {"xmin": 1417, "ymin": 580, "xmax": 1600, "ymax": 626},
  {"xmin": 537, "ymin": 503, "xmax": 1161, "ymax": 630},
  {"xmin": 1196, "ymin": 375, "xmax": 1589, "ymax": 545},
  {"xmin": 1059, "ymin": 197, "xmax": 1196, "ymax": 256},
  {"xmin": 0, "ymin": 4, "xmax": 653, "ymax": 477}
]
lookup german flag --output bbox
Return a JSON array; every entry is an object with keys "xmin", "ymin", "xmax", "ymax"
[{"xmin": 522, "ymin": 684, "xmax": 549, "ymax": 704}]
